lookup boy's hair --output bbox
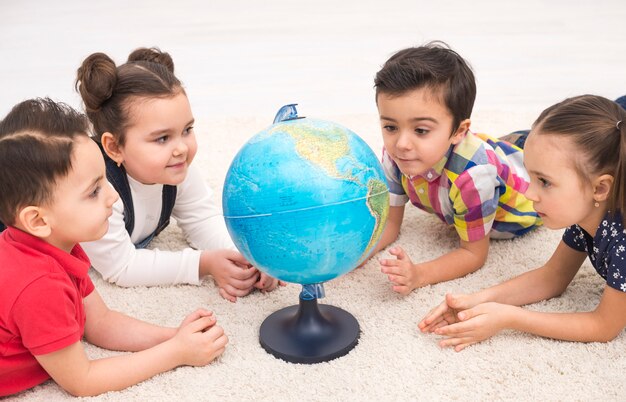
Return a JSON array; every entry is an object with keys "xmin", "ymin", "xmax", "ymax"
[
  {"xmin": 75, "ymin": 47, "xmax": 183, "ymax": 145},
  {"xmin": 532, "ymin": 94, "xmax": 626, "ymax": 218},
  {"xmin": 0, "ymin": 98, "xmax": 90, "ymax": 225},
  {"xmin": 374, "ymin": 41, "xmax": 476, "ymax": 134}
]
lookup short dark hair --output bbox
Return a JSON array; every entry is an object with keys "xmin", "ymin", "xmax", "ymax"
[
  {"xmin": 374, "ymin": 41, "xmax": 476, "ymax": 134},
  {"xmin": 0, "ymin": 98, "xmax": 90, "ymax": 225},
  {"xmin": 75, "ymin": 47, "xmax": 183, "ymax": 145}
]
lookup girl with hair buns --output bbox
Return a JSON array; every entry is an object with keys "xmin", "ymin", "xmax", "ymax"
[
  {"xmin": 419, "ymin": 95, "xmax": 626, "ymax": 350},
  {"xmin": 76, "ymin": 47, "xmax": 281, "ymax": 302}
]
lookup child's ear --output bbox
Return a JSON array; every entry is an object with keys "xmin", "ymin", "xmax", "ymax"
[
  {"xmin": 16, "ymin": 206, "xmax": 52, "ymax": 238},
  {"xmin": 593, "ymin": 174, "xmax": 614, "ymax": 203},
  {"xmin": 101, "ymin": 132, "xmax": 124, "ymax": 166},
  {"xmin": 451, "ymin": 119, "xmax": 471, "ymax": 145}
]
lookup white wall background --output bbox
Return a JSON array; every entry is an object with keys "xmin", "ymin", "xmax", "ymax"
[{"xmin": 1, "ymin": 1, "xmax": 625, "ymax": 122}]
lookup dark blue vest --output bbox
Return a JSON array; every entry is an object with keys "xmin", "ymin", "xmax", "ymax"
[{"xmin": 98, "ymin": 141, "xmax": 177, "ymax": 248}]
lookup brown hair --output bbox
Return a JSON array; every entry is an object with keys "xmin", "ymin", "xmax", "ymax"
[
  {"xmin": 374, "ymin": 41, "xmax": 476, "ymax": 135},
  {"xmin": 75, "ymin": 47, "xmax": 183, "ymax": 145},
  {"xmin": 0, "ymin": 98, "xmax": 90, "ymax": 225},
  {"xmin": 532, "ymin": 94, "xmax": 626, "ymax": 219}
]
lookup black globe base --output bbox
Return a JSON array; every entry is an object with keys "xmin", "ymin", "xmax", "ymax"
[{"xmin": 259, "ymin": 297, "xmax": 360, "ymax": 364}]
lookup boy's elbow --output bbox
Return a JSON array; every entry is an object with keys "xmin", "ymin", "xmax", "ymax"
[{"xmin": 62, "ymin": 382, "xmax": 101, "ymax": 398}]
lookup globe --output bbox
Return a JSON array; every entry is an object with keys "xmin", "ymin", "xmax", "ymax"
[{"xmin": 222, "ymin": 116, "xmax": 390, "ymax": 285}]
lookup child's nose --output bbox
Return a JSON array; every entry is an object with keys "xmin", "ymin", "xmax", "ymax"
[
  {"xmin": 525, "ymin": 182, "xmax": 538, "ymax": 202},
  {"xmin": 396, "ymin": 131, "xmax": 413, "ymax": 150},
  {"xmin": 173, "ymin": 139, "xmax": 188, "ymax": 156},
  {"xmin": 107, "ymin": 184, "xmax": 120, "ymax": 206}
]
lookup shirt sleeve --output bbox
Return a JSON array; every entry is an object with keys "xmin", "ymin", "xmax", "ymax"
[
  {"xmin": 172, "ymin": 164, "xmax": 236, "ymax": 251},
  {"xmin": 562, "ymin": 225, "xmax": 587, "ymax": 252},
  {"xmin": 381, "ymin": 148, "xmax": 409, "ymax": 207},
  {"xmin": 12, "ymin": 274, "xmax": 84, "ymax": 356},
  {"xmin": 449, "ymin": 164, "xmax": 501, "ymax": 242},
  {"xmin": 80, "ymin": 192, "xmax": 202, "ymax": 287}
]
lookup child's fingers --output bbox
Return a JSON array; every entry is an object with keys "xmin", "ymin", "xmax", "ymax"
[
  {"xmin": 379, "ymin": 257, "xmax": 399, "ymax": 267},
  {"xmin": 380, "ymin": 263, "xmax": 407, "ymax": 277},
  {"xmin": 387, "ymin": 274, "xmax": 404, "ymax": 285},
  {"xmin": 219, "ymin": 287, "xmax": 237, "ymax": 303},
  {"xmin": 228, "ymin": 275, "xmax": 259, "ymax": 290},
  {"xmin": 445, "ymin": 293, "xmax": 473, "ymax": 310},
  {"xmin": 418, "ymin": 316, "xmax": 445, "ymax": 332},
  {"xmin": 391, "ymin": 284, "xmax": 412, "ymax": 295},
  {"xmin": 454, "ymin": 342, "xmax": 476, "ymax": 352},
  {"xmin": 203, "ymin": 324, "xmax": 226, "ymax": 342},
  {"xmin": 185, "ymin": 315, "xmax": 217, "ymax": 333},
  {"xmin": 225, "ymin": 250, "xmax": 251, "ymax": 266},
  {"xmin": 228, "ymin": 265, "xmax": 259, "ymax": 280},
  {"xmin": 439, "ymin": 335, "xmax": 473, "ymax": 350},
  {"xmin": 222, "ymin": 284, "xmax": 254, "ymax": 298},
  {"xmin": 182, "ymin": 309, "xmax": 214, "ymax": 326},
  {"xmin": 434, "ymin": 320, "xmax": 473, "ymax": 336},
  {"xmin": 421, "ymin": 302, "xmax": 450, "ymax": 325},
  {"xmin": 389, "ymin": 246, "xmax": 408, "ymax": 260}
]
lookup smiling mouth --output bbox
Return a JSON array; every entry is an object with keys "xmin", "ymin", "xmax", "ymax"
[{"xmin": 167, "ymin": 162, "xmax": 186, "ymax": 169}]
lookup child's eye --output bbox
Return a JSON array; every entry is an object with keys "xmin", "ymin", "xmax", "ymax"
[
  {"xmin": 415, "ymin": 128, "xmax": 429, "ymax": 135},
  {"xmin": 184, "ymin": 126, "xmax": 194, "ymax": 135},
  {"xmin": 538, "ymin": 178, "xmax": 551, "ymax": 188},
  {"xmin": 383, "ymin": 125, "xmax": 397, "ymax": 133},
  {"xmin": 156, "ymin": 135, "xmax": 168, "ymax": 143},
  {"xmin": 89, "ymin": 186, "xmax": 102, "ymax": 199}
]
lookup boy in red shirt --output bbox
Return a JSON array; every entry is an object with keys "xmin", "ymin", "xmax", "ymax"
[{"xmin": 0, "ymin": 98, "xmax": 228, "ymax": 397}]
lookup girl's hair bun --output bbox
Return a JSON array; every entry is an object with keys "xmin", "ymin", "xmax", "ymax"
[
  {"xmin": 75, "ymin": 52, "xmax": 117, "ymax": 113},
  {"xmin": 127, "ymin": 47, "xmax": 175, "ymax": 73}
]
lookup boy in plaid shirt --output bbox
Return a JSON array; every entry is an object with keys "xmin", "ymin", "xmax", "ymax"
[{"xmin": 371, "ymin": 42, "xmax": 541, "ymax": 294}]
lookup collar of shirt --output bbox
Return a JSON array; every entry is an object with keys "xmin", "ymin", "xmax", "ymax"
[
  {"xmin": 4, "ymin": 226, "xmax": 91, "ymax": 279},
  {"xmin": 419, "ymin": 144, "xmax": 454, "ymax": 183}
]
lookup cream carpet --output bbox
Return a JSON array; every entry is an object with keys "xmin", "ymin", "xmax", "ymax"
[{"xmin": 7, "ymin": 111, "xmax": 626, "ymax": 401}]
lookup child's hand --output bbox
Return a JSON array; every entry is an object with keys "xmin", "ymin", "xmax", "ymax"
[
  {"xmin": 173, "ymin": 310, "xmax": 228, "ymax": 366},
  {"xmin": 380, "ymin": 246, "xmax": 423, "ymax": 295},
  {"xmin": 178, "ymin": 308, "xmax": 214, "ymax": 328},
  {"xmin": 200, "ymin": 249, "xmax": 260, "ymax": 302},
  {"xmin": 433, "ymin": 302, "xmax": 514, "ymax": 352},
  {"xmin": 418, "ymin": 293, "xmax": 476, "ymax": 333},
  {"xmin": 254, "ymin": 272, "xmax": 286, "ymax": 293}
]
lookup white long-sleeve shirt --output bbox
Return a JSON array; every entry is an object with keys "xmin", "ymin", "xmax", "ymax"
[{"xmin": 81, "ymin": 165, "xmax": 235, "ymax": 287}]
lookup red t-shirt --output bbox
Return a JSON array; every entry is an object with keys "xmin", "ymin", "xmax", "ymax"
[{"xmin": 0, "ymin": 227, "xmax": 95, "ymax": 396}]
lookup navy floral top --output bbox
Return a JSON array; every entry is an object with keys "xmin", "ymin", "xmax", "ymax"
[{"xmin": 562, "ymin": 212, "xmax": 626, "ymax": 292}]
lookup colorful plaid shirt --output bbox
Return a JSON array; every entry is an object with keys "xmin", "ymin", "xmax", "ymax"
[{"xmin": 382, "ymin": 132, "xmax": 541, "ymax": 242}]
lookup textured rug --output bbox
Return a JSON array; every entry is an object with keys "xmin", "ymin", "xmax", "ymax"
[{"xmin": 7, "ymin": 111, "xmax": 625, "ymax": 401}]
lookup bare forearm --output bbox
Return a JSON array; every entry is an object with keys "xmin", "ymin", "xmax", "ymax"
[
  {"xmin": 479, "ymin": 267, "xmax": 569, "ymax": 306},
  {"xmin": 86, "ymin": 310, "xmax": 176, "ymax": 352},
  {"xmin": 419, "ymin": 247, "xmax": 484, "ymax": 286},
  {"xmin": 69, "ymin": 341, "xmax": 182, "ymax": 396},
  {"xmin": 508, "ymin": 308, "xmax": 617, "ymax": 342},
  {"xmin": 479, "ymin": 242, "xmax": 584, "ymax": 306}
]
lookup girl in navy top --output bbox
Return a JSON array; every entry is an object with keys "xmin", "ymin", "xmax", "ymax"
[{"xmin": 419, "ymin": 94, "xmax": 626, "ymax": 350}]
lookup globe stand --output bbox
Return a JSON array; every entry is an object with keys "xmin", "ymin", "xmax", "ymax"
[{"xmin": 259, "ymin": 283, "xmax": 360, "ymax": 364}]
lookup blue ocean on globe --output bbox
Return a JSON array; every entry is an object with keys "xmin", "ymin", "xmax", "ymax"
[{"xmin": 222, "ymin": 117, "xmax": 389, "ymax": 284}]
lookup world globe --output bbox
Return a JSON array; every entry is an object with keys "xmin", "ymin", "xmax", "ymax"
[
  {"xmin": 222, "ymin": 113, "xmax": 390, "ymax": 285},
  {"xmin": 222, "ymin": 105, "xmax": 389, "ymax": 364}
]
